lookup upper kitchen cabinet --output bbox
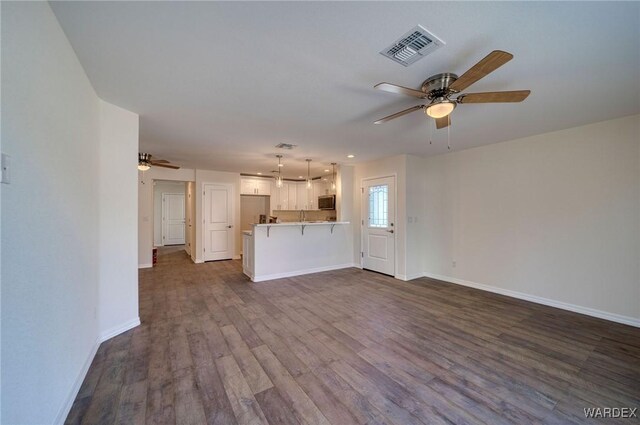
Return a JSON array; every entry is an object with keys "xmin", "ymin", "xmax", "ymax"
[{"xmin": 241, "ymin": 177, "xmax": 271, "ymax": 195}]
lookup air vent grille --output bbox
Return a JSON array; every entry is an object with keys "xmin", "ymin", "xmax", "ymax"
[
  {"xmin": 275, "ymin": 143, "xmax": 297, "ymax": 150},
  {"xmin": 381, "ymin": 25, "xmax": 445, "ymax": 67}
]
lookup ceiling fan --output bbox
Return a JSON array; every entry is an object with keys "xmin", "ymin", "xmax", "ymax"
[
  {"xmin": 374, "ymin": 50, "xmax": 530, "ymax": 129},
  {"xmin": 138, "ymin": 153, "xmax": 180, "ymax": 171}
]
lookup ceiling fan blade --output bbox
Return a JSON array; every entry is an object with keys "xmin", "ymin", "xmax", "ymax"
[
  {"xmin": 435, "ymin": 115, "xmax": 451, "ymax": 130},
  {"xmin": 457, "ymin": 90, "xmax": 530, "ymax": 103},
  {"xmin": 374, "ymin": 105, "xmax": 424, "ymax": 124},
  {"xmin": 449, "ymin": 50, "xmax": 513, "ymax": 92},
  {"xmin": 151, "ymin": 162, "xmax": 180, "ymax": 169},
  {"xmin": 151, "ymin": 159, "xmax": 170, "ymax": 163},
  {"xmin": 374, "ymin": 83, "xmax": 428, "ymax": 99}
]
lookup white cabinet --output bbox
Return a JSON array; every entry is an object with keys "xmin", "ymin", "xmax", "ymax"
[
  {"xmin": 270, "ymin": 181, "xmax": 288, "ymax": 210},
  {"xmin": 282, "ymin": 183, "xmax": 298, "ymax": 210},
  {"xmin": 241, "ymin": 177, "xmax": 271, "ymax": 195},
  {"xmin": 296, "ymin": 183, "xmax": 314, "ymax": 210},
  {"xmin": 269, "ymin": 181, "xmax": 316, "ymax": 211}
]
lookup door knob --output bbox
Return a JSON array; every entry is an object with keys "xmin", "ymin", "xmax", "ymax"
[
  {"xmin": 386, "ymin": 229, "xmax": 394, "ymax": 233},
  {"xmin": 227, "ymin": 225, "xmax": 233, "ymax": 228}
]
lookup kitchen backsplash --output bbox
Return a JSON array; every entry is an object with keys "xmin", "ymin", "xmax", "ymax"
[{"xmin": 272, "ymin": 210, "xmax": 336, "ymax": 222}]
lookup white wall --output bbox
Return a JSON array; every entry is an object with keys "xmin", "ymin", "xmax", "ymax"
[
  {"xmin": 195, "ymin": 169, "xmax": 242, "ymax": 262},
  {"xmin": 423, "ymin": 114, "xmax": 640, "ymax": 324},
  {"xmin": 2, "ymin": 4, "xmax": 141, "ymax": 422},
  {"xmin": 153, "ymin": 180, "xmax": 186, "ymax": 246},
  {"xmin": 1, "ymin": 3, "xmax": 100, "ymax": 423},
  {"xmin": 406, "ymin": 155, "xmax": 427, "ymax": 280},
  {"xmin": 138, "ymin": 167, "xmax": 195, "ymax": 267},
  {"xmin": 98, "ymin": 100, "xmax": 140, "ymax": 340}
]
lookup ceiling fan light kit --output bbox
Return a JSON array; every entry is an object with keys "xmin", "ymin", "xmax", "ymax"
[
  {"xmin": 137, "ymin": 152, "xmax": 181, "ymax": 170},
  {"xmin": 374, "ymin": 50, "xmax": 531, "ymax": 130},
  {"xmin": 425, "ymin": 100, "xmax": 456, "ymax": 119}
]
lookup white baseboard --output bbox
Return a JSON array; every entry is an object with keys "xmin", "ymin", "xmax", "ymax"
[
  {"xmin": 395, "ymin": 273, "xmax": 423, "ymax": 281},
  {"xmin": 54, "ymin": 337, "xmax": 100, "ymax": 425},
  {"xmin": 138, "ymin": 263, "xmax": 152, "ymax": 269},
  {"xmin": 252, "ymin": 263, "xmax": 356, "ymax": 282},
  {"xmin": 233, "ymin": 255, "xmax": 241, "ymax": 260},
  {"xmin": 55, "ymin": 316, "xmax": 141, "ymax": 424},
  {"xmin": 422, "ymin": 272, "xmax": 640, "ymax": 328},
  {"xmin": 99, "ymin": 317, "xmax": 141, "ymax": 342}
]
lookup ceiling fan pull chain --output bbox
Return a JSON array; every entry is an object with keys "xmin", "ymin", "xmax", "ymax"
[
  {"xmin": 447, "ymin": 120, "xmax": 451, "ymax": 150},
  {"xmin": 428, "ymin": 117, "xmax": 433, "ymax": 145}
]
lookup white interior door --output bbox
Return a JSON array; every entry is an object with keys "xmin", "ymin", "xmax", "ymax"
[
  {"xmin": 203, "ymin": 183, "xmax": 233, "ymax": 261},
  {"xmin": 362, "ymin": 176, "xmax": 395, "ymax": 276},
  {"xmin": 162, "ymin": 193, "xmax": 185, "ymax": 245}
]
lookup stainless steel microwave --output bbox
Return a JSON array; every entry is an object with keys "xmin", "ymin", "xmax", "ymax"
[{"xmin": 318, "ymin": 195, "xmax": 335, "ymax": 210}]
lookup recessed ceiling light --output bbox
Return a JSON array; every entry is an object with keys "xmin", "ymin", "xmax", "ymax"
[
  {"xmin": 323, "ymin": 178, "xmax": 328, "ymax": 181},
  {"xmin": 257, "ymin": 172, "xmax": 262, "ymax": 175},
  {"xmin": 347, "ymin": 154, "xmax": 355, "ymax": 158},
  {"xmin": 298, "ymin": 176, "xmax": 303, "ymax": 179},
  {"xmin": 278, "ymin": 163, "xmax": 284, "ymax": 167},
  {"xmin": 324, "ymin": 169, "xmax": 330, "ymax": 172}
]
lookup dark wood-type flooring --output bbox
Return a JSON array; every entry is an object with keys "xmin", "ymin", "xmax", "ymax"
[{"xmin": 66, "ymin": 247, "xmax": 640, "ymax": 424}]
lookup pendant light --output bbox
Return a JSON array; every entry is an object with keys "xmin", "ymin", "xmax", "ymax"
[
  {"xmin": 331, "ymin": 163, "xmax": 337, "ymax": 191},
  {"xmin": 306, "ymin": 159, "xmax": 312, "ymax": 189},
  {"xmin": 275, "ymin": 155, "xmax": 283, "ymax": 188}
]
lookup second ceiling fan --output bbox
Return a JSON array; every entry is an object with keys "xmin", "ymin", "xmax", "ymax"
[{"xmin": 374, "ymin": 50, "xmax": 530, "ymax": 129}]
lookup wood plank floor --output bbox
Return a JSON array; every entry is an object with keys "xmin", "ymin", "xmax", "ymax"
[{"xmin": 66, "ymin": 248, "xmax": 640, "ymax": 425}]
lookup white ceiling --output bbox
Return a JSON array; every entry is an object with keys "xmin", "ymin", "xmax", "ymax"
[{"xmin": 51, "ymin": 1, "xmax": 640, "ymax": 178}]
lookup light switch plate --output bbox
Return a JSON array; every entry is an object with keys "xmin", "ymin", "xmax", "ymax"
[{"xmin": 1, "ymin": 153, "xmax": 10, "ymax": 184}]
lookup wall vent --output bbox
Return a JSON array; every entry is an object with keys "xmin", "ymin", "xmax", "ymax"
[
  {"xmin": 275, "ymin": 143, "xmax": 297, "ymax": 150},
  {"xmin": 380, "ymin": 25, "xmax": 445, "ymax": 67}
]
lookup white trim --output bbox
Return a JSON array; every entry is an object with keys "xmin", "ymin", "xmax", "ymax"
[
  {"xmin": 422, "ymin": 272, "xmax": 640, "ymax": 328},
  {"xmin": 99, "ymin": 317, "xmax": 141, "ymax": 342},
  {"xmin": 232, "ymin": 255, "xmax": 241, "ymax": 260},
  {"xmin": 54, "ymin": 338, "xmax": 100, "ymax": 425},
  {"xmin": 395, "ymin": 273, "xmax": 423, "ymax": 281},
  {"xmin": 138, "ymin": 263, "xmax": 153, "ymax": 269},
  {"xmin": 252, "ymin": 263, "xmax": 356, "ymax": 282}
]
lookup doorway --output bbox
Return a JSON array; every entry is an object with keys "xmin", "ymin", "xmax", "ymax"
[
  {"xmin": 362, "ymin": 175, "xmax": 396, "ymax": 276},
  {"xmin": 153, "ymin": 180, "xmax": 195, "ymax": 257}
]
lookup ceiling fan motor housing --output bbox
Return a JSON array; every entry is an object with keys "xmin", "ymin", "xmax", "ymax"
[{"xmin": 421, "ymin": 73, "xmax": 458, "ymax": 99}]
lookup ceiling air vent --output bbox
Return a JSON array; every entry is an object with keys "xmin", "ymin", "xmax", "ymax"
[
  {"xmin": 275, "ymin": 143, "xmax": 297, "ymax": 150},
  {"xmin": 380, "ymin": 25, "xmax": 445, "ymax": 67}
]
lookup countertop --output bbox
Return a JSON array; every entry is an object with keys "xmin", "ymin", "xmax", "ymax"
[{"xmin": 253, "ymin": 221, "xmax": 349, "ymax": 227}]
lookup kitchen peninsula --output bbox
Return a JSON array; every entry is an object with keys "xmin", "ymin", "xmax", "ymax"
[{"xmin": 242, "ymin": 221, "xmax": 352, "ymax": 282}]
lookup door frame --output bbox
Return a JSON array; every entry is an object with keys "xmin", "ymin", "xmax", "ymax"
[
  {"xmin": 161, "ymin": 192, "xmax": 186, "ymax": 246},
  {"xmin": 360, "ymin": 174, "xmax": 398, "ymax": 276},
  {"xmin": 201, "ymin": 182, "xmax": 235, "ymax": 261}
]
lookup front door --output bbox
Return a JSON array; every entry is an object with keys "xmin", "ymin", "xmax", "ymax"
[
  {"xmin": 162, "ymin": 193, "xmax": 185, "ymax": 246},
  {"xmin": 203, "ymin": 183, "xmax": 233, "ymax": 261},
  {"xmin": 362, "ymin": 176, "xmax": 395, "ymax": 276}
]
